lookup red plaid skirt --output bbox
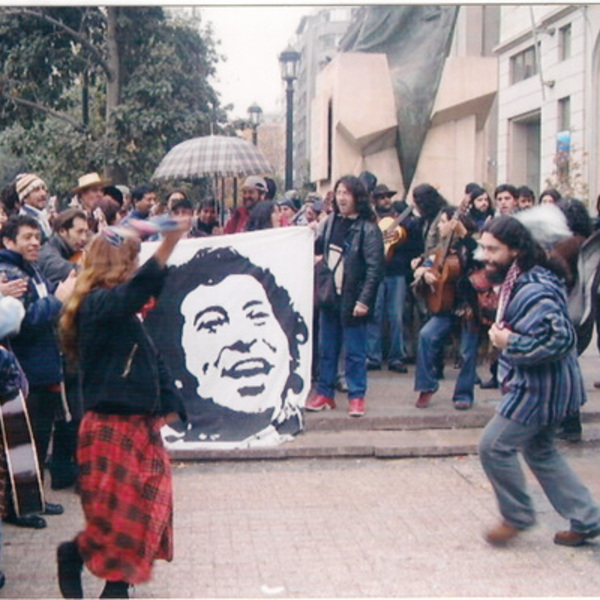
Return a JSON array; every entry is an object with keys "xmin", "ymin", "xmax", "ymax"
[{"xmin": 76, "ymin": 412, "xmax": 173, "ymax": 584}]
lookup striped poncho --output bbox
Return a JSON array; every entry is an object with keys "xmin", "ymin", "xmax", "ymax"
[{"xmin": 497, "ymin": 265, "xmax": 585, "ymax": 426}]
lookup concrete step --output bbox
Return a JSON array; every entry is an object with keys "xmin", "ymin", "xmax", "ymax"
[
  {"xmin": 169, "ymin": 352, "xmax": 600, "ymax": 462},
  {"xmin": 305, "ymin": 405, "xmax": 600, "ymax": 432},
  {"xmin": 171, "ymin": 423, "xmax": 600, "ymax": 462}
]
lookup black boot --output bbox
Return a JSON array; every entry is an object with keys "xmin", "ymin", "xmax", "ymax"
[
  {"xmin": 57, "ymin": 540, "xmax": 83, "ymax": 598},
  {"xmin": 100, "ymin": 580, "xmax": 130, "ymax": 598}
]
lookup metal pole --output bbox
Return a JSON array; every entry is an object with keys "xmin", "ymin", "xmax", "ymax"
[
  {"xmin": 285, "ymin": 80, "xmax": 294, "ymax": 191},
  {"xmin": 252, "ymin": 127, "xmax": 258, "ymax": 146}
]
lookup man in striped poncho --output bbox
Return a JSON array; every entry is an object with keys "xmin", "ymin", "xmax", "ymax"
[{"xmin": 478, "ymin": 216, "xmax": 600, "ymax": 548}]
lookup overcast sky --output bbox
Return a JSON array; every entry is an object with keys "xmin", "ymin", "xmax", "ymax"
[{"xmin": 200, "ymin": 5, "xmax": 313, "ymax": 120}]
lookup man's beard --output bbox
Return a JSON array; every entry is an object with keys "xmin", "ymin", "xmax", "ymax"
[
  {"xmin": 376, "ymin": 205, "xmax": 394, "ymax": 217},
  {"xmin": 485, "ymin": 260, "xmax": 512, "ymax": 284}
]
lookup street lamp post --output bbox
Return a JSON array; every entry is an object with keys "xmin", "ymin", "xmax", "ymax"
[
  {"xmin": 247, "ymin": 102, "xmax": 262, "ymax": 146},
  {"xmin": 279, "ymin": 45, "xmax": 300, "ymax": 191}
]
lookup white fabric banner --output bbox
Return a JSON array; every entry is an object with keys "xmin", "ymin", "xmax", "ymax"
[{"xmin": 141, "ymin": 227, "xmax": 314, "ymax": 449}]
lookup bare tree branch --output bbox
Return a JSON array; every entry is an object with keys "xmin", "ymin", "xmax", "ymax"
[
  {"xmin": 3, "ymin": 7, "xmax": 113, "ymax": 81},
  {"xmin": 2, "ymin": 92, "xmax": 86, "ymax": 133}
]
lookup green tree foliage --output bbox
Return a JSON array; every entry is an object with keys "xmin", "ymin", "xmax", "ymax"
[{"xmin": 0, "ymin": 6, "xmax": 227, "ymax": 195}]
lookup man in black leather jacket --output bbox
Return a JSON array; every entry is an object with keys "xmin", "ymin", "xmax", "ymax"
[{"xmin": 308, "ymin": 175, "xmax": 384, "ymax": 417}]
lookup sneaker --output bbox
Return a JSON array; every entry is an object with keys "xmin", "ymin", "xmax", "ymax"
[
  {"xmin": 348, "ymin": 398, "xmax": 365, "ymax": 417},
  {"xmin": 305, "ymin": 394, "xmax": 336, "ymax": 412},
  {"xmin": 485, "ymin": 521, "xmax": 522, "ymax": 546},
  {"xmin": 57, "ymin": 541, "xmax": 83, "ymax": 598},
  {"xmin": 415, "ymin": 391, "xmax": 434, "ymax": 409},
  {"xmin": 554, "ymin": 527, "xmax": 600, "ymax": 547},
  {"xmin": 366, "ymin": 361, "xmax": 381, "ymax": 371},
  {"xmin": 388, "ymin": 362, "xmax": 408, "ymax": 374},
  {"xmin": 453, "ymin": 399, "xmax": 473, "ymax": 410}
]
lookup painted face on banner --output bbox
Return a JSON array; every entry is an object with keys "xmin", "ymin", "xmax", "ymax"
[{"xmin": 180, "ymin": 274, "xmax": 290, "ymax": 415}]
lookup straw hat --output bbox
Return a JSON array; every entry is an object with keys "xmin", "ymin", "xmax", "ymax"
[{"xmin": 71, "ymin": 172, "xmax": 111, "ymax": 194}]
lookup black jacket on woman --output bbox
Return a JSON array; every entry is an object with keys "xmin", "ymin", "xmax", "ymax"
[
  {"xmin": 315, "ymin": 213, "xmax": 384, "ymax": 325},
  {"xmin": 77, "ymin": 256, "xmax": 185, "ymax": 420}
]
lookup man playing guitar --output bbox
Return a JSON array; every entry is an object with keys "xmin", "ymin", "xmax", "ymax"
[
  {"xmin": 411, "ymin": 205, "xmax": 480, "ymax": 410},
  {"xmin": 366, "ymin": 184, "xmax": 422, "ymax": 374}
]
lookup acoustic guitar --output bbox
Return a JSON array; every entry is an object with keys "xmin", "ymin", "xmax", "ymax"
[
  {"xmin": 378, "ymin": 205, "xmax": 413, "ymax": 262},
  {"xmin": 0, "ymin": 387, "xmax": 45, "ymax": 517},
  {"xmin": 425, "ymin": 203, "xmax": 469, "ymax": 314}
]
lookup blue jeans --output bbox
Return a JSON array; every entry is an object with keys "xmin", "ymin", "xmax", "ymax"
[
  {"xmin": 366, "ymin": 275, "xmax": 407, "ymax": 366},
  {"xmin": 479, "ymin": 414, "xmax": 600, "ymax": 532},
  {"xmin": 317, "ymin": 308, "xmax": 367, "ymax": 400},
  {"xmin": 414, "ymin": 315, "xmax": 478, "ymax": 403}
]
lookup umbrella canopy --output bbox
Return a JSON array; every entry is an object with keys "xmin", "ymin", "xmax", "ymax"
[{"xmin": 152, "ymin": 134, "xmax": 274, "ymax": 181}]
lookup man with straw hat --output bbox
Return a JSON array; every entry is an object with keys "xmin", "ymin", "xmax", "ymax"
[{"xmin": 71, "ymin": 173, "xmax": 111, "ymax": 229}]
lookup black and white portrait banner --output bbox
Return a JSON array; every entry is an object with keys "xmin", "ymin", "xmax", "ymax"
[{"xmin": 140, "ymin": 227, "xmax": 314, "ymax": 450}]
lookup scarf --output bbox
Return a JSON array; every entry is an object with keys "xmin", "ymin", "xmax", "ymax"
[{"xmin": 495, "ymin": 260, "xmax": 522, "ymax": 327}]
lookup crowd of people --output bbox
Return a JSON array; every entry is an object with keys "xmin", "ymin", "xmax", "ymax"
[
  {"xmin": 226, "ymin": 170, "xmax": 600, "ymax": 550},
  {"xmin": 0, "ymin": 166, "xmax": 599, "ymax": 596}
]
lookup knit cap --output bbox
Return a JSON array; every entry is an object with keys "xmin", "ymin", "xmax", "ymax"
[{"xmin": 15, "ymin": 173, "xmax": 47, "ymax": 202}]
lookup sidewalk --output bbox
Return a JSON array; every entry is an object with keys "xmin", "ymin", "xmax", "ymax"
[
  {"xmin": 2, "ymin": 351, "xmax": 600, "ymax": 598},
  {"xmin": 171, "ymin": 346, "xmax": 600, "ymax": 461},
  {"xmin": 5, "ymin": 450, "xmax": 600, "ymax": 598}
]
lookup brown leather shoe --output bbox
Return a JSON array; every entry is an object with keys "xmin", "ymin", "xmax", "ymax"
[
  {"xmin": 554, "ymin": 528, "xmax": 600, "ymax": 547},
  {"xmin": 485, "ymin": 521, "xmax": 521, "ymax": 546},
  {"xmin": 415, "ymin": 391, "xmax": 434, "ymax": 409}
]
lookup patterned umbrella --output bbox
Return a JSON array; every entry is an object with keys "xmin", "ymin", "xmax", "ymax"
[{"xmin": 152, "ymin": 134, "xmax": 274, "ymax": 181}]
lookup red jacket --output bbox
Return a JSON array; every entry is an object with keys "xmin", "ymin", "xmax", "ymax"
[{"xmin": 223, "ymin": 206, "xmax": 249, "ymax": 234}]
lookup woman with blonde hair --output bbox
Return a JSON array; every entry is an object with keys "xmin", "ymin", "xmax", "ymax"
[{"xmin": 56, "ymin": 220, "xmax": 188, "ymax": 599}]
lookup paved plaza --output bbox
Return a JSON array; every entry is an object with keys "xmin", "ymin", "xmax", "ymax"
[
  {"xmin": 3, "ymin": 448, "xmax": 600, "ymax": 598},
  {"xmin": 3, "ymin": 339, "xmax": 600, "ymax": 598}
]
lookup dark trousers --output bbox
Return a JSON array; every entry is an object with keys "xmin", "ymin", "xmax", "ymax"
[
  {"xmin": 49, "ymin": 419, "xmax": 80, "ymax": 488},
  {"xmin": 26, "ymin": 385, "xmax": 62, "ymax": 479}
]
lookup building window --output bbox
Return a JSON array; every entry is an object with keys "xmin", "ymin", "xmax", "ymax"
[
  {"xmin": 510, "ymin": 45, "xmax": 538, "ymax": 84},
  {"xmin": 319, "ymin": 33, "xmax": 337, "ymax": 50},
  {"xmin": 558, "ymin": 96, "xmax": 571, "ymax": 131},
  {"xmin": 559, "ymin": 23, "xmax": 572, "ymax": 61}
]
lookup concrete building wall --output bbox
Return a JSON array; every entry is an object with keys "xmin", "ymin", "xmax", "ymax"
[
  {"xmin": 310, "ymin": 53, "xmax": 402, "ymax": 196},
  {"xmin": 413, "ymin": 54, "xmax": 497, "ymax": 203},
  {"xmin": 309, "ymin": 5, "xmax": 500, "ymax": 203},
  {"xmin": 292, "ymin": 7, "xmax": 354, "ymax": 190},
  {"xmin": 587, "ymin": 8, "xmax": 600, "ymax": 203},
  {"xmin": 495, "ymin": 5, "xmax": 600, "ymax": 202}
]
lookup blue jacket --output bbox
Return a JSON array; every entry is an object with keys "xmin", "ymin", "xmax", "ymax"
[
  {"xmin": 0, "ymin": 345, "xmax": 28, "ymax": 401},
  {"xmin": 0, "ymin": 249, "xmax": 63, "ymax": 386},
  {"xmin": 497, "ymin": 265, "xmax": 584, "ymax": 426}
]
